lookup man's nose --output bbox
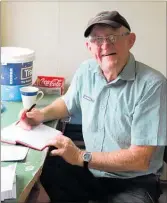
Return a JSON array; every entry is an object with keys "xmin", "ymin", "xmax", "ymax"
[{"xmin": 101, "ymin": 38, "xmax": 111, "ymax": 48}]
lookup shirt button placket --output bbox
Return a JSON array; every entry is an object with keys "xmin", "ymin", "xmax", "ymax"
[{"xmin": 98, "ymin": 89, "xmax": 109, "ymax": 130}]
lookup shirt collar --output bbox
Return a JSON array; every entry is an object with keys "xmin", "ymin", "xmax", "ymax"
[{"xmin": 117, "ymin": 53, "xmax": 136, "ymax": 81}]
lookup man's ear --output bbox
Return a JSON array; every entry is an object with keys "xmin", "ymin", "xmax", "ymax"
[
  {"xmin": 129, "ymin": 33, "xmax": 136, "ymax": 49},
  {"xmin": 85, "ymin": 41, "xmax": 91, "ymax": 52}
]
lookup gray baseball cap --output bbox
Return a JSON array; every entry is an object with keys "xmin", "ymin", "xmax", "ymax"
[{"xmin": 84, "ymin": 11, "xmax": 131, "ymax": 37}]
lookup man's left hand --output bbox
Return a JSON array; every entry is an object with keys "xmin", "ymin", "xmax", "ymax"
[{"xmin": 46, "ymin": 135, "xmax": 83, "ymax": 166}]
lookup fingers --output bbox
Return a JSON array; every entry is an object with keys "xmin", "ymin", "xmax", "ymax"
[
  {"xmin": 18, "ymin": 120, "xmax": 32, "ymax": 131},
  {"xmin": 19, "ymin": 108, "xmax": 38, "ymax": 119},
  {"xmin": 50, "ymin": 149, "xmax": 63, "ymax": 156},
  {"xmin": 21, "ymin": 111, "xmax": 27, "ymax": 120},
  {"xmin": 46, "ymin": 138, "xmax": 64, "ymax": 149},
  {"xmin": 18, "ymin": 109, "xmax": 27, "ymax": 119},
  {"xmin": 26, "ymin": 108, "xmax": 38, "ymax": 118},
  {"xmin": 31, "ymin": 108, "xmax": 36, "ymax": 112},
  {"xmin": 46, "ymin": 134, "xmax": 68, "ymax": 149},
  {"xmin": 18, "ymin": 108, "xmax": 41, "ymax": 129}
]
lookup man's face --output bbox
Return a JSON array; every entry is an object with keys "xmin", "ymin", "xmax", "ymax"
[{"xmin": 86, "ymin": 25, "xmax": 136, "ymax": 72}]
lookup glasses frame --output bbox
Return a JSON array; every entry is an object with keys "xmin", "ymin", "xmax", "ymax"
[{"xmin": 88, "ymin": 32, "xmax": 130, "ymax": 46}]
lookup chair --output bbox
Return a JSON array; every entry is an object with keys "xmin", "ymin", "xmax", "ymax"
[
  {"xmin": 163, "ymin": 146, "xmax": 167, "ymax": 163},
  {"xmin": 160, "ymin": 146, "xmax": 167, "ymax": 184},
  {"xmin": 58, "ymin": 115, "xmax": 85, "ymax": 149},
  {"xmin": 158, "ymin": 146, "xmax": 167, "ymax": 203}
]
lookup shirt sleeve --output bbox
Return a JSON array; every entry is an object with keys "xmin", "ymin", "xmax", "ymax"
[
  {"xmin": 131, "ymin": 78, "xmax": 167, "ymax": 146},
  {"xmin": 62, "ymin": 68, "xmax": 81, "ymax": 116}
]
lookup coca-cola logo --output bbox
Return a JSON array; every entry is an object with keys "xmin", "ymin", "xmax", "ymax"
[{"xmin": 37, "ymin": 78, "xmax": 63, "ymax": 87}]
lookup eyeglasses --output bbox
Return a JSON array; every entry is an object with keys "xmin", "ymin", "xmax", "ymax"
[{"xmin": 88, "ymin": 32, "xmax": 130, "ymax": 46}]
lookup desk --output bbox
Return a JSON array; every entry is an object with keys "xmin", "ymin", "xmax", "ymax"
[{"xmin": 1, "ymin": 95, "xmax": 58, "ymax": 203}]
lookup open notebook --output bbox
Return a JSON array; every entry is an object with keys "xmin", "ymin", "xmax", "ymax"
[{"xmin": 1, "ymin": 123, "xmax": 61, "ymax": 151}]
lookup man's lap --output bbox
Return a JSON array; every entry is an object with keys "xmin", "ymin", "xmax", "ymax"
[{"xmin": 40, "ymin": 156, "xmax": 161, "ymax": 203}]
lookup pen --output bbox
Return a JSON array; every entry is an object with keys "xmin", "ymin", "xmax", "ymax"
[
  {"xmin": 27, "ymin": 103, "xmax": 36, "ymax": 112},
  {"xmin": 16, "ymin": 103, "xmax": 36, "ymax": 125}
]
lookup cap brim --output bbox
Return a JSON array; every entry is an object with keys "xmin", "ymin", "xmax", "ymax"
[{"xmin": 84, "ymin": 20, "xmax": 121, "ymax": 37}]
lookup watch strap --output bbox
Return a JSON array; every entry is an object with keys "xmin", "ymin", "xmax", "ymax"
[{"xmin": 83, "ymin": 161, "xmax": 89, "ymax": 169}]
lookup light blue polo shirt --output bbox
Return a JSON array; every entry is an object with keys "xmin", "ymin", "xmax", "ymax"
[{"xmin": 62, "ymin": 53, "xmax": 167, "ymax": 178}]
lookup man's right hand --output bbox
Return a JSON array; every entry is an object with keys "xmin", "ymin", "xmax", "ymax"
[{"xmin": 18, "ymin": 108, "xmax": 45, "ymax": 130}]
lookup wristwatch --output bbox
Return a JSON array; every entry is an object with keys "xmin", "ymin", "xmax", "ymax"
[{"xmin": 83, "ymin": 152, "xmax": 92, "ymax": 169}]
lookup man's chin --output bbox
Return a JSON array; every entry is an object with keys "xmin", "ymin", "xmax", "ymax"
[{"xmin": 101, "ymin": 58, "xmax": 117, "ymax": 70}]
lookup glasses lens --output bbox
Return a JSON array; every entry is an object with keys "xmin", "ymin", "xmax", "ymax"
[
  {"xmin": 96, "ymin": 38, "xmax": 104, "ymax": 45},
  {"xmin": 90, "ymin": 33, "xmax": 123, "ymax": 46},
  {"xmin": 96, "ymin": 36, "xmax": 115, "ymax": 45},
  {"xmin": 109, "ymin": 35, "xmax": 116, "ymax": 43}
]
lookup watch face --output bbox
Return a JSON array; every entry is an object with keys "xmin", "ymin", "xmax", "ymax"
[{"xmin": 83, "ymin": 152, "xmax": 92, "ymax": 162}]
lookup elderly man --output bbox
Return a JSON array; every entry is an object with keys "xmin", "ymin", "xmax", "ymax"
[{"xmin": 21, "ymin": 11, "xmax": 166, "ymax": 203}]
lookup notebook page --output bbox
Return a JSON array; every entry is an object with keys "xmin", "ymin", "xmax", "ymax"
[
  {"xmin": 1, "ymin": 145, "xmax": 29, "ymax": 161},
  {"xmin": 1, "ymin": 123, "xmax": 61, "ymax": 150}
]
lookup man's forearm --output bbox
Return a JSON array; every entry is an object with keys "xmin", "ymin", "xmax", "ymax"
[
  {"xmin": 40, "ymin": 97, "xmax": 69, "ymax": 122},
  {"xmin": 88, "ymin": 150, "xmax": 148, "ymax": 172},
  {"xmin": 78, "ymin": 146, "xmax": 155, "ymax": 172}
]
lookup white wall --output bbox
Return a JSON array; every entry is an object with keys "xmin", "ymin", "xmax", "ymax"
[{"xmin": 1, "ymin": 1, "xmax": 166, "ymax": 85}]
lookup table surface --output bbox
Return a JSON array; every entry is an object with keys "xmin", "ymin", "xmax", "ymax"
[{"xmin": 1, "ymin": 95, "xmax": 58, "ymax": 203}]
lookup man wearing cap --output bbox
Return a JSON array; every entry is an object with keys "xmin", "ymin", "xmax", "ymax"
[{"xmin": 21, "ymin": 11, "xmax": 166, "ymax": 203}]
